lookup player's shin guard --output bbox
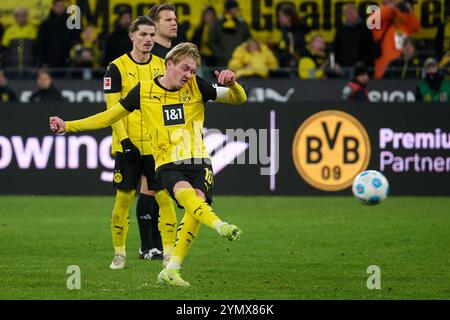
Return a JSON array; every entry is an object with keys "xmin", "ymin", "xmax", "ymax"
[
  {"xmin": 174, "ymin": 188, "xmax": 222, "ymax": 229},
  {"xmin": 167, "ymin": 213, "xmax": 201, "ymax": 269},
  {"xmin": 111, "ymin": 189, "xmax": 135, "ymax": 255},
  {"xmin": 136, "ymin": 193, "xmax": 161, "ymax": 252},
  {"xmin": 155, "ymin": 190, "xmax": 177, "ymax": 256}
]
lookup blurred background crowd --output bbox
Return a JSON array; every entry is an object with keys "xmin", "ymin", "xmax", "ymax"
[{"xmin": 0, "ymin": 0, "xmax": 449, "ymax": 103}]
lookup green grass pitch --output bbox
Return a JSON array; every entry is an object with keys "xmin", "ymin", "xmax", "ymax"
[{"xmin": 0, "ymin": 195, "xmax": 449, "ymax": 300}]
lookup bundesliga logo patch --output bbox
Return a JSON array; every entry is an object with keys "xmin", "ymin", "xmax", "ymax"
[{"xmin": 104, "ymin": 77, "xmax": 111, "ymax": 90}]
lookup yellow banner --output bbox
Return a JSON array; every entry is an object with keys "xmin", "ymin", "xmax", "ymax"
[
  {"xmin": 0, "ymin": 0, "xmax": 447, "ymax": 42},
  {"xmin": 0, "ymin": 0, "xmax": 52, "ymax": 27}
]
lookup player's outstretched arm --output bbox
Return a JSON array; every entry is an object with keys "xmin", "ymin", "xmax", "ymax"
[
  {"xmin": 49, "ymin": 103, "xmax": 131, "ymax": 134},
  {"xmin": 106, "ymin": 92, "xmax": 129, "ymax": 142},
  {"xmin": 213, "ymin": 70, "xmax": 247, "ymax": 105}
]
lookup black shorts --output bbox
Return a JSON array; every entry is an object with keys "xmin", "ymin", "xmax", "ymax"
[
  {"xmin": 113, "ymin": 152, "xmax": 162, "ymax": 191},
  {"xmin": 155, "ymin": 159, "xmax": 214, "ymax": 206}
]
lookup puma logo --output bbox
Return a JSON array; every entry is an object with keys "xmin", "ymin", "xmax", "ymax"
[
  {"xmin": 194, "ymin": 207, "xmax": 204, "ymax": 216},
  {"xmin": 153, "ymin": 95, "xmax": 161, "ymax": 101},
  {"xmin": 128, "ymin": 72, "xmax": 136, "ymax": 78}
]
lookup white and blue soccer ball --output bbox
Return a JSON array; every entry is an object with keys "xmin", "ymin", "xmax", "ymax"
[{"xmin": 352, "ymin": 170, "xmax": 389, "ymax": 205}]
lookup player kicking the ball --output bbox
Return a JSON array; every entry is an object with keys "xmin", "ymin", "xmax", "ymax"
[{"xmin": 49, "ymin": 42, "xmax": 246, "ymax": 286}]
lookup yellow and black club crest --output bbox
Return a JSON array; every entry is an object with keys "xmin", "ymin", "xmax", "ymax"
[
  {"xmin": 182, "ymin": 91, "xmax": 191, "ymax": 102},
  {"xmin": 113, "ymin": 171, "xmax": 123, "ymax": 183}
]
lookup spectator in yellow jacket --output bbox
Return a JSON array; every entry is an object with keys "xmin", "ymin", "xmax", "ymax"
[
  {"xmin": 1, "ymin": 8, "xmax": 38, "ymax": 77},
  {"xmin": 228, "ymin": 38, "xmax": 279, "ymax": 79},
  {"xmin": 70, "ymin": 24, "xmax": 101, "ymax": 69},
  {"xmin": 298, "ymin": 34, "xmax": 343, "ymax": 79}
]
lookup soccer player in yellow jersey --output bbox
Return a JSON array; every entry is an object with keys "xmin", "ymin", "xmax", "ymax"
[
  {"xmin": 50, "ymin": 42, "xmax": 246, "ymax": 286},
  {"xmin": 102, "ymin": 16, "xmax": 177, "ymax": 269},
  {"xmin": 136, "ymin": 3, "xmax": 178, "ymax": 263}
]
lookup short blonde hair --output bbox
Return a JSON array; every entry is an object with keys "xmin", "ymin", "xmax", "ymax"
[{"xmin": 165, "ymin": 42, "xmax": 201, "ymax": 68}]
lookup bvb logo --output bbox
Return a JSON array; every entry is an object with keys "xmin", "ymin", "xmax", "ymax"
[
  {"xmin": 182, "ymin": 92, "xmax": 191, "ymax": 102},
  {"xmin": 113, "ymin": 171, "xmax": 123, "ymax": 184},
  {"xmin": 292, "ymin": 110, "xmax": 371, "ymax": 191}
]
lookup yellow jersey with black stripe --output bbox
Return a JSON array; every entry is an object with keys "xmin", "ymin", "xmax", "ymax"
[
  {"xmin": 66, "ymin": 76, "xmax": 247, "ymax": 169},
  {"xmin": 104, "ymin": 52, "xmax": 165, "ymax": 155},
  {"xmin": 119, "ymin": 75, "xmax": 217, "ymax": 168}
]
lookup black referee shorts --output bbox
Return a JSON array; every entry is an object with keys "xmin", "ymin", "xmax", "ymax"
[
  {"xmin": 155, "ymin": 159, "xmax": 214, "ymax": 206},
  {"xmin": 113, "ymin": 152, "xmax": 162, "ymax": 191}
]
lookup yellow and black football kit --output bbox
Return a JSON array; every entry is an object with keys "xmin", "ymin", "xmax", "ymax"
[
  {"xmin": 65, "ymin": 74, "xmax": 246, "ymax": 273},
  {"xmin": 67, "ymin": 75, "xmax": 246, "ymax": 202},
  {"xmin": 119, "ymin": 76, "xmax": 218, "ymax": 203},
  {"xmin": 121, "ymin": 73, "xmax": 246, "ymax": 274},
  {"xmin": 104, "ymin": 52, "xmax": 165, "ymax": 189}
]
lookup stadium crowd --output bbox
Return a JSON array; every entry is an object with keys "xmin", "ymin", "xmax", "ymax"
[{"xmin": 0, "ymin": 0, "xmax": 449, "ymax": 102}]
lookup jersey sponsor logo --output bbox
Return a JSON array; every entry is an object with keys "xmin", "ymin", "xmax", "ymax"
[
  {"xmin": 292, "ymin": 110, "xmax": 371, "ymax": 191},
  {"xmin": 162, "ymin": 104, "xmax": 185, "ymax": 126},
  {"xmin": 103, "ymin": 77, "xmax": 111, "ymax": 90}
]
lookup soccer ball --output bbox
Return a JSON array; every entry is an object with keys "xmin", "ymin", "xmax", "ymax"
[{"xmin": 352, "ymin": 170, "xmax": 389, "ymax": 205}]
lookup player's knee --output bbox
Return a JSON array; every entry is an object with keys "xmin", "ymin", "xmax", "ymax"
[
  {"xmin": 194, "ymin": 189, "xmax": 206, "ymax": 200},
  {"xmin": 115, "ymin": 189, "xmax": 135, "ymax": 210},
  {"xmin": 173, "ymin": 181, "xmax": 193, "ymax": 197},
  {"xmin": 155, "ymin": 190, "xmax": 174, "ymax": 209}
]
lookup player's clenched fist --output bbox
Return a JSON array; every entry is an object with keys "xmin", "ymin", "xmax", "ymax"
[
  {"xmin": 49, "ymin": 116, "xmax": 66, "ymax": 134},
  {"xmin": 214, "ymin": 70, "xmax": 236, "ymax": 87}
]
